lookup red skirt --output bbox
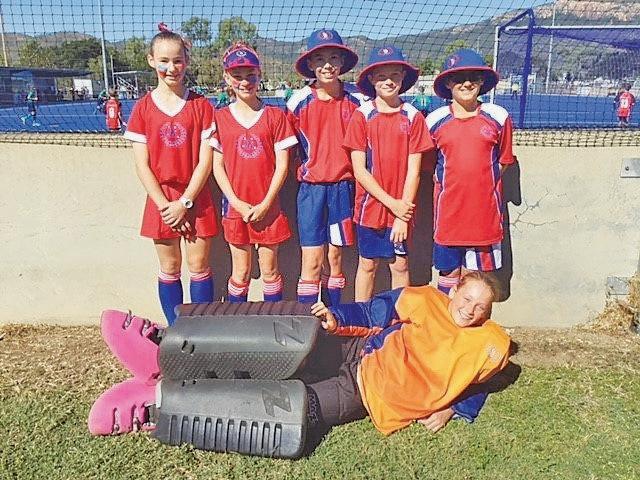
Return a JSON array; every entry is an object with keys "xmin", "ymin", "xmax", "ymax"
[
  {"xmin": 140, "ymin": 182, "xmax": 218, "ymax": 239},
  {"xmin": 222, "ymin": 210, "xmax": 291, "ymax": 246}
]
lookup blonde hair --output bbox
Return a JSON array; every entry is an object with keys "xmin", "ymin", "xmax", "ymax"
[{"xmin": 458, "ymin": 271, "xmax": 501, "ymax": 302}]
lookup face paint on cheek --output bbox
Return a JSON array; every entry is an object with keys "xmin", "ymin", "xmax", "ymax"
[
  {"xmin": 245, "ymin": 75, "xmax": 260, "ymax": 87},
  {"xmin": 156, "ymin": 63, "xmax": 169, "ymax": 75}
]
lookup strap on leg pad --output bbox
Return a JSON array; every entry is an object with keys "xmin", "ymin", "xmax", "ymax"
[
  {"xmin": 159, "ymin": 301, "xmax": 320, "ymax": 380},
  {"xmin": 152, "ymin": 378, "xmax": 307, "ymax": 459}
]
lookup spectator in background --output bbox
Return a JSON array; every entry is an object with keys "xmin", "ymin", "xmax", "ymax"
[
  {"xmin": 411, "ymin": 85, "xmax": 432, "ymax": 116},
  {"xmin": 20, "ymin": 86, "xmax": 40, "ymax": 127},
  {"xmin": 614, "ymin": 83, "xmax": 636, "ymax": 128},
  {"xmin": 510, "ymin": 81, "xmax": 520, "ymax": 99},
  {"xmin": 105, "ymin": 89, "xmax": 124, "ymax": 133}
]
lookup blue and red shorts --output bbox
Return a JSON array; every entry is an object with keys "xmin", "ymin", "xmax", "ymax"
[
  {"xmin": 356, "ymin": 225, "xmax": 408, "ymax": 260},
  {"xmin": 433, "ymin": 242, "xmax": 502, "ymax": 272},
  {"xmin": 222, "ymin": 210, "xmax": 291, "ymax": 246},
  {"xmin": 297, "ymin": 180, "xmax": 355, "ymax": 247}
]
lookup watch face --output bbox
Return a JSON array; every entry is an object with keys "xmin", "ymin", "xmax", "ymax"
[{"xmin": 181, "ymin": 197, "xmax": 193, "ymax": 209}]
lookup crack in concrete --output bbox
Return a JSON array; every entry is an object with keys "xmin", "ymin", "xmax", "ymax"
[{"xmin": 510, "ymin": 190, "xmax": 559, "ymax": 231}]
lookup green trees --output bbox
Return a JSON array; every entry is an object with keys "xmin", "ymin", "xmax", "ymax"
[{"xmin": 180, "ymin": 16, "xmax": 259, "ymax": 87}]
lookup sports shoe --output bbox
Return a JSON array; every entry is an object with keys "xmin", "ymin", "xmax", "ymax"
[
  {"xmin": 100, "ymin": 309, "xmax": 162, "ymax": 380},
  {"xmin": 88, "ymin": 377, "xmax": 157, "ymax": 435}
]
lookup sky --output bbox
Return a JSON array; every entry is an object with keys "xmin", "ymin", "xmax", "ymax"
[{"xmin": 3, "ymin": 0, "xmax": 550, "ymax": 42}]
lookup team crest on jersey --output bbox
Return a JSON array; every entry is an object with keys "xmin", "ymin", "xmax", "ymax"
[
  {"xmin": 379, "ymin": 47, "xmax": 393, "ymax": 56},
  {"xmin": 318, "ymin": 30, "xmax": 333, "ymax": 40},
  {"xmin": 480, "ymin": 124, "xmax": 495, "ymax": 140},
  {"xmin": 159, "ymin": 122, "xmax": 187, "ymax": 148},
  {"xmin": 486, "ymin": 344, "xmax": 502, "ymax": 364},
  {"xmin": 237, "ymin": 133, "xmax": 264, "ymax": 159},
  {"xmin": 448, "ymin": 55, "xmax": 460, "ymax": 68}
]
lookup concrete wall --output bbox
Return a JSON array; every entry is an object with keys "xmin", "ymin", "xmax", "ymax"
[{"xmin": 1, "ymin": 142, "xmax": 638, "ymax": 327}]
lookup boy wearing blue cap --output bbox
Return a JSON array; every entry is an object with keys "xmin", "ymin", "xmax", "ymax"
[
  {"xmin": 427, "ymin": 49, "xmax": 515, "ymax": 294},
  {"xmin": 343, "ymin": 46, "xmax": 434, "ymax": 301},
  {"xmin": 287, "ymin": 29, "xmax": 364, "ymax": 306}
]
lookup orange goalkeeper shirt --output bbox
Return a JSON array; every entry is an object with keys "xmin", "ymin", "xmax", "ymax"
[{"xmin": 332, "ymin": 285, "xmax": 510, "ymax": 435}]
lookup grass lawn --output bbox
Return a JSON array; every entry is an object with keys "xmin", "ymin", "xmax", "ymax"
[{"xmin": 1, "ymin": 325, "xmax": 639, "ymax": 480}]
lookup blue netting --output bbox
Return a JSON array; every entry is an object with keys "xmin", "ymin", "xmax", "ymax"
[{"xmin": 0, "ymin": 0, "xmax": 638, "ymax": 146}]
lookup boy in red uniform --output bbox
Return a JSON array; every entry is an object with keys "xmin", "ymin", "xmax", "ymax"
[
  {"xmin": 427, "ymin": 49, "xmax": 515, "ymax": 294},
  {"xmin": 212, "ymin": 43, "xmax": 298, "ymax": 302},
  {"xmin": 124, "ymin": 25, "xmax": 217, "ymax": 326},
  {"xmin": 287, "ymin": 29, "xmax": 363, "ymax": 306},
  {"xmin": 105, "ymin": 89, "xmax": 124, "ymax": 132},
  {"xmin": 344, "ymin": 46, "xmax": 433, "ymax": 301},
  {"xmin": 615, "ymin": 83, "xmax": 636, "ymax": 127}
]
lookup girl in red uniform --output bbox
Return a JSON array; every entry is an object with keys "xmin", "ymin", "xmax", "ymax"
[
  {"xmin": 211, "ymin": 43, "xmax": 298, "ymax": 302},
  {"xmin": 124, "ymin": 24, "xmax": 217, "ymax": 325}
]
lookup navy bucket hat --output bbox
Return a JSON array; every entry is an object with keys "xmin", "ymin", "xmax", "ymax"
[
  {"xmin": 433, "ymin": 48, "xmax": 499, "ymax": 99},
  {"xmin": 356, "ymin": 46, "xmax": 419, "ymax": 98},
  {"xmin": 295, "ymin": 29, "xmax": 359, "ymax": 79}
]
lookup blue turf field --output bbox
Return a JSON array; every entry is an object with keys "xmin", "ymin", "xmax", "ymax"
[{"xmin": 0, "ymin": 94, "xmax": 636, "ymax": 132}]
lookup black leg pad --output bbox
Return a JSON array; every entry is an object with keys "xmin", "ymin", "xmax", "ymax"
[
  {"xmin": 159, "ymin": 301, "xmax": 320, "ymax": 380},
  {"xmin": 152, "ymin": 378, "xmax": 307, "ymax": 459}
]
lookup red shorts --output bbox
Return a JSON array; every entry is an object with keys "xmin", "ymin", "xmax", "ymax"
[
  {"xmin": 222, "ymin": 210, "xmax": 291, "ymax": 246},
  {"xmin": 140, "ymin": 183, "xmax": 218, "ymax": 239}
]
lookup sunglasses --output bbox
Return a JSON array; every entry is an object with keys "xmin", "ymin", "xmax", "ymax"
[{"xmin": 448, "ymin": 72, "xmax": 484, "ymax": 84}]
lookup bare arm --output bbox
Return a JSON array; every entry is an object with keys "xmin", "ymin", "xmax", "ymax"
[
  {"xmin": 351, "ymin": 150, "xmax": 414, "ymax": 221},
  {"xmin": 182, "ymin": 141, "xmax": 213, "ymax": 202},
  {"xmin": 401, "ymin": 152, "xmax": 422, "ymax": 204},
  {"xmin": 133, "ymin": 142, "xmax": 169, "ymax": 210},
  {"xmin": 247, "ymin": 147, "xmax": 289, "ymax": 222},
  {"xmin": 390, "ymin": 152, "xmax": 422, "ymax": 243},
  {"xmin": 212, "ymin": 149, "xmax": 252, "ymax": 221}
]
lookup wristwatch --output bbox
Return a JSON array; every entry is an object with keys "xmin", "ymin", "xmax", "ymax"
[{"xmin": 179, "ymin": 196, "xmax": 194, "ymax": 209}]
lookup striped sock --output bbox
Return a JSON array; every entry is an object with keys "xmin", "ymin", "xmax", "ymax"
[
  {"xmin": 437, "ymin": 273, "xmax": 460, "ymax": 294},
  {"xmin": 297, "ymin": 278, "xmax": 320, "ymax": 304},
  {"xmin": 227, "ymin": 278, "xmax": 249, "ymax": 303},
  {"xmin": 158, "ymin": 271, "xmax": 183, "ymax": 326},
  {"xmin": 327, "ymin": 274, "xmax": 346, "ymax": 306},
  {"xmin": 263, "ymin": 274, "xmax": 283, "ymax": 302},
  {"xmin": 189, "ymin": 267, "xmax": 214, "ymax": 303}
]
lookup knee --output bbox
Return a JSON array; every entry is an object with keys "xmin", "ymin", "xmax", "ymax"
[
  {"xmin": 159, "ymin": 258, "xmax": 181, "ymax": 275},
  {"xmin": 186, "ymin": 257, "xmax": 209, "ymax": 274},
  {"xmin": 260, "ymin": 267, "xmax": 279, "ymax": 282},
  {"xmin": 327, "ymin": 246, "xmax": 342, "ymax": 266},
  {"xmin": 301, "ymin": 251, "xmax": 323, "ymax": 277},
  {"xmin": 231, "ymin": 262, "xmax": 251, "ymax": 283},
  {"xmin": 358, "ymin": 257, "xmax": 378, "ymax": 275},
  {"xmin": 389, "ymin": 258, "xmax": 409, "ymax": 276}
]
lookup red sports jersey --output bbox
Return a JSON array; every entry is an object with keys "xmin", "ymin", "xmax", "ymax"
[
  {"xmin": 616, "ymin": 91, "xmax": 636, "ymax": 117},
  {"xmin": 427, "ymin": 103, "xmax": 515, "ymax": 246},
  {"xmin": 343, "ymin": 101, "xmax": 433, "ymax": 229},
  {"xmin": 124, "ymin": 90, "xmax": 217, "ymax": 239},
  {"xmin": 211, "ymin": 104, "xmax": 298, "ymax": 219},
  {"xmin": 124, "ymin": 90, "xmax": 215, "ymax": 185},
  {"xmin": 105, "ymin": 98, "xmax": 122, "ymax": 130},
  {"xmin": 286, "ymin": 83, "xmax": 363, "ymax": 183}
]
